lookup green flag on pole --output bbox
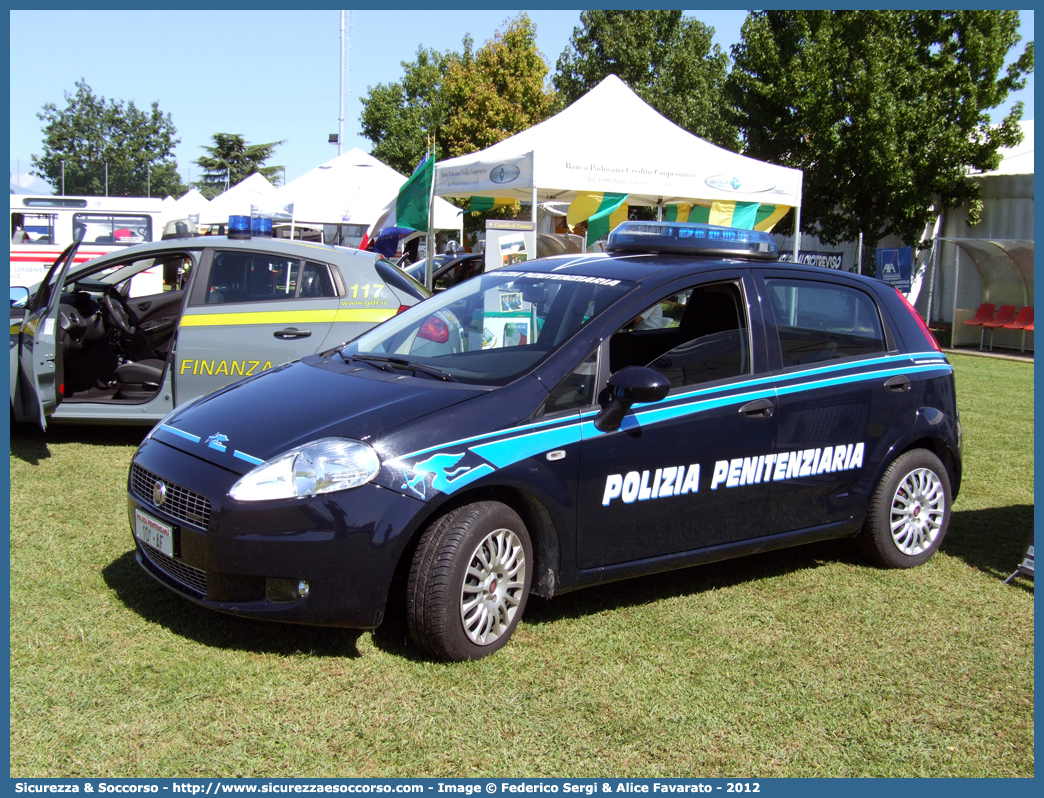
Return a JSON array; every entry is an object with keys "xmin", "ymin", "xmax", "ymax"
[{"xmin": 396, "ymin": 155, "xmax": 434, "ymax": 231}]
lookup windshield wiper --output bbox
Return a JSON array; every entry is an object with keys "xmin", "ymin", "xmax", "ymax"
[{"xmin": 349, "ymin": 354, "xmax": 458, "ymax": 382}]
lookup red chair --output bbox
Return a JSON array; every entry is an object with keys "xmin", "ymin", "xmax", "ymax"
[
  {"xmin": 981, "ymin": 304, "xmax": 1018, "ymax": 350},
  {"xmin": 1003, "ymin": 306, "xmax": 1034, "ymax": 352},
  {"xmin": 1003, "ymin": 306, "xmax": 1033, "ymax": 329},
  {"xmin": 962, "ymin": 303, "xmax": 996, "ymax": 349}
]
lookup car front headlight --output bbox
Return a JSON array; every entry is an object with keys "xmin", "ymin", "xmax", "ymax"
[{"xmin": 229, "ymin": 438, "xmax": 380, "ymax": 502}]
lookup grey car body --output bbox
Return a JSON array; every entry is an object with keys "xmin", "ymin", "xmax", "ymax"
[{"xmin": 11, "ymin": 234, "xmax": 429, "ymax": 428}]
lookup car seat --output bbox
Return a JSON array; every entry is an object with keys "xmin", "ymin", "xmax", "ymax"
[{"xmin": 114, "ymin": 358, "xmax": 165, "ymax": 400}]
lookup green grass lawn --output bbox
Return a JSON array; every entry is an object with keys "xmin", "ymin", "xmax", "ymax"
[{"xmin": 8, "ymin": 353, "xmax": 1033, "ymax": 777}]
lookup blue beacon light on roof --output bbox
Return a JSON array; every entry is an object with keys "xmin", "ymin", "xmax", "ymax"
[
  {"xmin": 228, "ymin": 215, "xmax": 251, "ymax": 239},
  {"xmin": 607, "ymin": 221, "xmax": 778, "ymax": 259}
]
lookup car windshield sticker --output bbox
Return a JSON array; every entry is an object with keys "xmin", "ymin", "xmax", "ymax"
[{"xmin": 495, "ymin": 270, "xmax": 623, "ymax": 287}]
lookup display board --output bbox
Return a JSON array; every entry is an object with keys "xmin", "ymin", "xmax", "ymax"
[{"xmin": 485, "ymin": 219, "xmax": 536, "ymax": 275}]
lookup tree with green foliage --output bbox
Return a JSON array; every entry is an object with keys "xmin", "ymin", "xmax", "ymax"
[
  {"xmin": 359, "ymin": 14, "xmax": 558, "ymax": 240},
  {"xmin": 728, "ymin": 10, "xmax": 1033, "ymax": 256},
  {"xmin": 442, "ymin": 14, "xmax": 558, "ymax": 157},
  {"xmin": 359, "ymin": 14, "xmax": 557, "ymax": 169},
  {"xmin": 193, "ymin": 133, "xmax": 285, "ymax": 199},
  {"xmin": 31, "ymin": 78, "xmax": 184, "ymax": 197},
  {"xmin": 360, "ymin": 46, "xmax": 455, "ymax": 175},
  {"xmin": 554, "ymin": 10, "xmax": 740, "ymax": 151}
]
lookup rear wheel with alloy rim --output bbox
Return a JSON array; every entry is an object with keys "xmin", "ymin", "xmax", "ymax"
[
  {"xmin": 857, "ymin": 448, "xmax": 952, "ymax": 568},
  {"xmin": 407, "ymin": 501, "xmax": 532, "ymax": 661}
]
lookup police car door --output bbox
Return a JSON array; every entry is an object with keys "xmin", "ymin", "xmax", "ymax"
[
  {"xmin": 14, "ymin": 241, "xmax": 80, "ymax": 430},
  {"xmin": 575, "ymin": 272, "xmax": 777, "ymax": 568},
  {"xmin": 757, "ymin": 273, "xmax": 909, "ymax": 534},
  {"xmin": 175, "ymin": 248, "xmax": 339, "ymax": 403}
]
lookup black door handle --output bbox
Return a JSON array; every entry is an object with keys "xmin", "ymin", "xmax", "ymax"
[
  {"xmin": 738, "ymin": 398, "xmax": 775, "ymax": 419},
  {"xmin": 274, "ymin": 327, "xmax": 312, "ymax": 340},
  {"xmin": 884, "ymin": 375, "xmax": 912, "ymax": 393}
]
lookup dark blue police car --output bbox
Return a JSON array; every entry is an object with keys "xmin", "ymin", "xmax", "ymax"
[{"xmin": 127, "ymin": 222, "xmax": 961, "ymax": 660}]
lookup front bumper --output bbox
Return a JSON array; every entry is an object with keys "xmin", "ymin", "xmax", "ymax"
[{"xmin": 127, "ymin": 438, "xmax": 428, "ymax": 628}]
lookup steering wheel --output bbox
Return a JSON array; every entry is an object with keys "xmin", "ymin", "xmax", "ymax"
[{"xmin": 102, "ymin": 289, "xmax": 136, "ymax": 335}]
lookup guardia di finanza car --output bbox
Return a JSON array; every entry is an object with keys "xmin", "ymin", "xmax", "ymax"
[
  {"xmin": 127, "ymin": 222, "xmax": 962, "ymax": 660},
  {"xmin": 11, "ymin": 222, "xmax": 428, "ymax": 429}
]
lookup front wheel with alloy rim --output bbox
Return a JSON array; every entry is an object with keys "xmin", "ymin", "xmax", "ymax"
[
  {"xmin": 857, "ymin": 448, "xmax": 952, "ymax": 568},
  {"xmin": 407, "ymin": 501, "xmax": 533, "ymax": 661}
]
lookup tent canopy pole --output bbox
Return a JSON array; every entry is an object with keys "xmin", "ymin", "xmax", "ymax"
[
  {"xmin": 792, "ymin": 206, "xmax": 801, "ymax": 261},
  {"xmin": 425, "ymin": 155, "xmax": 436, "ymax": 290}
]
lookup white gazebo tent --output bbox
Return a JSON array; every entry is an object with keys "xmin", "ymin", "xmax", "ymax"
[
  {"xmin": 434, "ymin": 74, "xmax": 804, "ymax": 256},
  {"xmin": 272, "ymin": 148, "xmax": 462, "ymax": 244},
  {"xmin": 168, "ymin": 187, "xmax": 211, "ymax": 218},
  {"xmin": 199, "ymin": 172, "xmax": 278, "ymax": 225}
]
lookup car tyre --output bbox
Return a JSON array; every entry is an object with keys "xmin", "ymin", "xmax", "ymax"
[
  {"xmin": 857, "ymin": 448, "xmax": 951, "ymax": 568},
  {"xmin": 407, "ymin": 501, "xmax": 532, "ymax": 661}
]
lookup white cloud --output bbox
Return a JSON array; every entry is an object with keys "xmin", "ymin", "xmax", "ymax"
[{"xmin": 10, "ymin": 172, "xmax": 54, "ymax": 194}]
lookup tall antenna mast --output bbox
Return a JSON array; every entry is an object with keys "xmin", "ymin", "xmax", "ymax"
[
  {"xmin": 337, "ymin": 11, "xmax": 353, "ymax": 156},
  {"xmin": 338, "ymin": 11, "xmax": 345, "ymax": 156},
  {"xmin": 346, "ymin": 11, "xmax": 352, "ymax": 139}
]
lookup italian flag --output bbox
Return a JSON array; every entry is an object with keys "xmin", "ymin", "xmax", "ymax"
[
  {"xmin": 360, "ymin": 154, "xmax": 434, "ymax": 250},
  {"xmin": 568, "ymin": 191, "xmax": 629, "ymax": 248},
  {"xmin": 665, "ymin": 201, "xmax": 791, "ymax": 232}
]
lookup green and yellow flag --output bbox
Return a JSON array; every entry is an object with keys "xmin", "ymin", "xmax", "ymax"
[
  {"xmin": 568, "ymin": 191, "xmax": 629, "ymax": 247},
  {"xmin": 469, "ymin": 197, "xmax": 515, "ymax": 213},
  {"xmin": 665, "ymin": 204, "xmax": 693, "ymax": 222},
  {"xmin": 665, "ymin": 201, "xmax": 790, "ymax": 232}
]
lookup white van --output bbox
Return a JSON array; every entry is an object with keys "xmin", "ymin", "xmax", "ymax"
[{"xmin": 11, "ymin": 195, "xmax": 167, "ymax": 287}]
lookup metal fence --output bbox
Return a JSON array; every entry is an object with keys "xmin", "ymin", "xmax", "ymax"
[
  {"xmin": 769, "ymin": 233, "xmax": 983, "ymax": 326},
  {"xmin": 912, "ymin": 238, "xmax": 985, "ymax": 325},
  {"xmin": 771, "ymin": 233, "xmax": 876, "ymax": 276}
]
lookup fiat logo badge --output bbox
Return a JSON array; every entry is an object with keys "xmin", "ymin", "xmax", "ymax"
[{"xmin": 153, "ymin": 480, "xmax": 167, "ymax": 507}]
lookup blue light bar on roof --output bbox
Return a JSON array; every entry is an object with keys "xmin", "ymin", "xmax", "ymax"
[
  {"xmin": 228, "ymin": 215, "xmax": 251, "ymax": 239},
  {"xmin": 606, "ymin": 221, "xmax": 778, "ymax": 260}
]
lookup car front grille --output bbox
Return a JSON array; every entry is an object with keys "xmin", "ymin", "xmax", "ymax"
[
  {"xmin": 131, "ymin": 463, "xmax": 212, "ymax": 530},
  {"xmin": 138, "ymin": 540, "xmax": 208, "ymax": 597}
]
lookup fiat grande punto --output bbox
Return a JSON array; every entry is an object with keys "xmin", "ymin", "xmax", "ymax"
[
  {"xmin": 127, "ymin": 222, "xmax": 962, "ymax": 660},
  {"xmin": 11, "ymin": 222, "xmax": 428, "ymax": 429}
]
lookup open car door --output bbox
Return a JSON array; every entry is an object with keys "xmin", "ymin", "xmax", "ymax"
[{"xmin": 16, "ymin": 240, "xmax": 81, "ymax": 430}]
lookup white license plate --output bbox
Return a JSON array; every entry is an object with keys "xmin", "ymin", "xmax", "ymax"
[{"xmin": 134, "ymin": 508, "xmax": 173, "ymax": 557}]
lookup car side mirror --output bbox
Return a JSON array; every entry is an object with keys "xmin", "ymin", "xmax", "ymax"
[
  {"xmin": 594, "ymin": 366, "xmax": 671, "ymax": 432},
  {"xmin": 10, "ymin": 286, "xmax": 29, "ymax": 307}
]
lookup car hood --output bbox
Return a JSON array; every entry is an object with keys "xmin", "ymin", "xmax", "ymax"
[{"xmin": 150, "ymin": 356, "xmax": 488, "ymax": 474}]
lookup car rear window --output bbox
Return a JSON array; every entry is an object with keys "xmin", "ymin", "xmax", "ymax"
[
  {"xmin": 204, "ymin": 251, "xmax": 301, "ymax": 304},
  {"xmin": 766, "ymin": 278, "xmax": 886, "ymax": 367},
  {"xmin": 375, "ymin": 259, "xmax": 431, "ymax": 302}
]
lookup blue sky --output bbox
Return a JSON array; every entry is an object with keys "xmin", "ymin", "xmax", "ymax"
[{"xmin": 9, "ymin": 9, "xmax": 1034, "ymax": 195}]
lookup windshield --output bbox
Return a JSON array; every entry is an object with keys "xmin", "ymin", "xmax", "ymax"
[{"xmin": 341, "ymin": 270, "xmax": 635, "ymax": 386}]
